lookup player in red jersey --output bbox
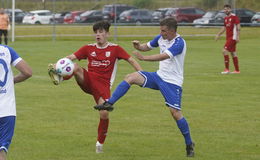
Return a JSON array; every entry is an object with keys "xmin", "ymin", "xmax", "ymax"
[
  {"xmin": 215, "ymin": 4, "xmax": 241, "ymax": 74},
  {"xmin": 48, "ymin": 21, "xmax": 142, "ymax": 153}
]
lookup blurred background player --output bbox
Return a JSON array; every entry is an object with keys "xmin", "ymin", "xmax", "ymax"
[
  {"xmin": 94, "ymin": 18, "xmax": 195, "ymax": 157},
  {"xmin": 0, "ymin": 8, "xmax": 9, "ymax": 45},
  {"xmin": 0, "ymin": 45, "xmax": 32, "ymax": 160},
  {"xmin": 215, "ymin": 4, "xmax": 240, "ymax": 74},
  {"xmin": 48, "ymin": 21, "xmax": 142, "ymax": 153}
]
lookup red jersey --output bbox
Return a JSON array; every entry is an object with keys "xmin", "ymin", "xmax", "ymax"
[
  {"xmin": 224, "ymin": 14, "xmax": 240, "ymax": 40},
  {"xmin": 74, "ymin": 42, "xmax": 130, "ymax": 85}
]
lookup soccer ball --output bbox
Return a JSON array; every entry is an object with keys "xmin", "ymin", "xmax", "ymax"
[{"xmin": 55, "ymin": 58, "xmax": 74, "ymax": 77}]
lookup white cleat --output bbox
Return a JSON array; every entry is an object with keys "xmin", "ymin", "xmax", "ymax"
[
  {"xmin": 221, "ymin": 69, "xmax": 230, "ymax": 74},
  {"xmin": 96, "ymin": 141, "xmax": 103, "ymax": 153}
]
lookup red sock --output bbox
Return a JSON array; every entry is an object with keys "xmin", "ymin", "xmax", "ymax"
[
  {"xmin": 232, "ymin": 56, "xmax": 239, "ymax": 71},
  {"xmin": 224, "ymin": 55, "xmax": 229, "ymax": 70},
  {"xmin": 97, "ymin": 118, "xmax": 109, "ymax": 144}
]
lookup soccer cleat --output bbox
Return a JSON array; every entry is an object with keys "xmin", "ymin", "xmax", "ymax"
[
  {"xmin": 96, "ymin": 141, "xmax": 103, "ymax": 153},
  {"xmin": 221, "ymin": 69, "xmax": 230, "ymax": 74},
  {"xmin": 231, "ymin": 70, "xmax": 240, "ymax": 74},
  {"xmin": 94, "ymin": 102, "xmax": 114, "ymax": 112},
  {"xmin": 186, "ymin": 143, "xmax": 195, "ymax": 157},
  {"xmin": 48, "ymin": 63, "xmax": 63, "ymax": 85}
]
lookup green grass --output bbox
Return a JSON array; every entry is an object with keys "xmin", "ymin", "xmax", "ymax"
[{"xmin": 5, "ymin": 26, "xmax": 260, "ymax": 160}]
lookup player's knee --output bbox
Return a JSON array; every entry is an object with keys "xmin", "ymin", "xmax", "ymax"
[
  {"xmin": 99, "ymin": 110, "xmax": 109, "ymax": 119},
  {"xmin": 231, "ymin": 52, "xmax": 237, "ymax": 57},
  {"xmin": 124, "ymin": 73, "xmax": 137, "ymax": 84},
  {"xmin": 170, "ymin": 108, "xmax": 183, "ymax": 120},
  {"xmin": 73, "ymin": 63, "xmax": 81, "ymax": 72}
]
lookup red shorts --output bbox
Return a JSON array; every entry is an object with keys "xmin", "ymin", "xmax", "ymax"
[
  {"xmin": 224, "ymin": 39, "xmax": 237, "ymax": 52},
  {"xmin": 77, "ymin": 69, "xmax": 111, "ymax": 103}
]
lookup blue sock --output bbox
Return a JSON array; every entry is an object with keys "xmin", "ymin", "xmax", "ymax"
[
  {"xmin": 108, "ymin": 81, "xmax": 131, "ymax": 104},
  {"xmin": 176, "ymin": 117, "xmax": 192, "ymax": 145}
]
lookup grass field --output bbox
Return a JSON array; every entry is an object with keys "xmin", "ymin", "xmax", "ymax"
[{"xmin": 5, "ymin": 26, "xmax": 260, "ymax": 160}]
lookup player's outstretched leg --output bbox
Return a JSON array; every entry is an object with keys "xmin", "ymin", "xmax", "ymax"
[
  {"xmin": 94, "ymin": 80, "xmax": 131, "ymax": 111},
  {"xmin": 48, "ymin": 64, "xmax": 63, "ymax": 85}
]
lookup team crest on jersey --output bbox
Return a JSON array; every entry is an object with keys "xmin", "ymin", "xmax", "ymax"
[
  {"xmin": 90, "ymin": 52, "xmax": 96, "ymax": 57},
  {"xmin": 105, "ymin": 51, "xmax": 111, "ymax": 57}
]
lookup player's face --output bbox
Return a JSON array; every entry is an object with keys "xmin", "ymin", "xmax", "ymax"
[
  {"xmin": 160, "ymin": 25, "xmax": 176, "ymax": 40},
  {"xmin": 224, "ymin": 7, "xmax": 231, "ymax": 15},
  {"xmin": 95, "ymin": 29, "xmax": 109, "ymax": 46}
]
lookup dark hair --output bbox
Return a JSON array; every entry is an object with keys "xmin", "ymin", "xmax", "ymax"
[
  {"xmin": 93, "ymin": 21, "xmax": 111, "ymax": 32},
  {"xmin": 160, "ymin": 17, "xmax": 178, "ymax": 31},
  {"xmin": 224, "ymin": 4, "xmax": 231, "ymax": 8}
]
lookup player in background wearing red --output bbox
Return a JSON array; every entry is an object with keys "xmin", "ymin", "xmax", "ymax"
[
  {"xmin": 215, "ymin": 4, "xmax": 241, "ymax": 74},
  {"xmin": 48, "ymin": 21, "xmax": 142, "ymax": 153}
]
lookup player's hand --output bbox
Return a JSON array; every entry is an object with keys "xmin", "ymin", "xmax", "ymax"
[
  {"xmin": 215, "ymin": 35, "xmax": 220, "ymax": 41},
  {"xmin": 236, "ymin": 37, "xmax": 240, "ymax": 43},
  {"xmin": 132, "ymin": 40, "xmax": 140, "ymax": 50},
  {"xmin": 133, "ymin": 51, "xmax": 144, "ymax": 61}
]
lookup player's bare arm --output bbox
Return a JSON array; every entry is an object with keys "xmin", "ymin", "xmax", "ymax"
[
  {"xmin": 126, "ymin": 57, "xmax": 142, "ymax": 71},
  {"xmin": 215, "ymin": 27, "xmax": 226, "ymax": 41},
  {"xmin": 66, "ymin": 54, "xmax": 77, "ymax": 61},
  {"xmin": 14, "ymin": 60, "xmax": 32, "ymax": 83},
  {"xmin": 133, "ymin": 51, "xmax": 170, "ymax": 61},
  {"xmin": 236, "ymin": 23, "xmax": 241, "ymax": 43},
  {"xmin": 132, "ymin": 40, "xmax": 151, "ymax": 52}
]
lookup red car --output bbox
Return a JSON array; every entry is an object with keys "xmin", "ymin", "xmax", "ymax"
[
  {"xmin": 63, "ymin": 11, "xmax": 84, "ymax": 24},
  {"xmin": 165, "ymin": 7, "xmax": 205, "ymax": 23}
]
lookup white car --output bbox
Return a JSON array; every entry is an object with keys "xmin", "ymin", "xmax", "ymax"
[
  {"xmin": 251, "ymin": 12, "xmax": 260, "ymax": 24},
  {"xmin": 22, "ymin": 10, "xmax": 53, "ymax": 24}
]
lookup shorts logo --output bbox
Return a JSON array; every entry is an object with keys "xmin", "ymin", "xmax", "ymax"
[
  {"xmin": 105, "ymin": 51, "xmax": 111, "ymax": 57},
  {"xmin": 90, "ymin": 52, "xmax": 96, "ymax": 57}
]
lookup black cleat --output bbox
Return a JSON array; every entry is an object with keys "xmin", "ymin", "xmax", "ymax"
[
  {"xmin": 94, "ymin": 102, "xmax": 114, "ymax": 112},
  {"xmin": 186, "ymin": 143, "xmax": 195, "ymax": 157}
]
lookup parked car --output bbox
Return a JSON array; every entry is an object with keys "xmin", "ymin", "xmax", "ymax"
[
  {"xmin": 118, "ymin": 9, "xmax": 152, "ymax": 25},
  {"xmin": 78, "ymin": 10, "xmax": 103, "ymax": 23},
  {"xmin": 152, "ymin": 8, "xmax": 173, "ymax": 22},
  {"xmin": 210, "ymin": 10, "xmax": 226, "ymax": 25},
  {"xmin": 210, "ymin": 9, "xmax": 255, "ymax": 25},
  {"xmin": 102, "ymin": 4, "xmax": 137, "ymax": 22},
  {"xmin": 50, "ymin": 11, "xmax": 69, "ymax": 24},
  {"xmin": 251, "ymin": 12, "xmax": 260, "ymax": 24},
  {"xmin": 165, "ymin": 7, "xmax": 205, "ymax": 23},
  {"xmin": 63, "ymin": 11, "xmax": 84, "ymax": 24},
  {"xmin": 152, "ymin": 11, "xmax": 163, "ymax": 23},
  {"xmin": 193, "ymin": 11, "xmax": 217, "ymax": 25},
  {"xmin": 233, "ymin": 8, "xmax": 255, "ymax": 23},
  {"xmin": 22, "ymin": 10, "xmax": 53, "ymax": 24},
  {"xmin": 5, "ymin": 9, "xmax": 26, "ymax": 23}
]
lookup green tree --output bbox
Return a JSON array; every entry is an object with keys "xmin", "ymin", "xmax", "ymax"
[
  {"xmin": 133, "ymin": 0, "xmax": 154, "ymax": 8},
  {"xmin": 202, "ymin": 0, "xmax": 218, "ymax": 9}
]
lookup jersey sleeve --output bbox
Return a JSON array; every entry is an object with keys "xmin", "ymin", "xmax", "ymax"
[
  {"xmin": 7, "ymin": 46, "xmax": 22, "ymax": 66},
  {"xmin": 73, "ymin": 45, "xmax": 89, "ymax": 60},
  {"xmin": 116, "ymin": 46, "xmax": 130, "ymax": 60},
  {"xmin": 147, "ymin": 35, "xmax": 161, "ymax": 49},
  {"xmin": 234, "ymin": 16, "xmax": 240, "ymax": 24},
  {"xmin": 164, "ymin": 37, "xmax": 184, "ymax": 58}
]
